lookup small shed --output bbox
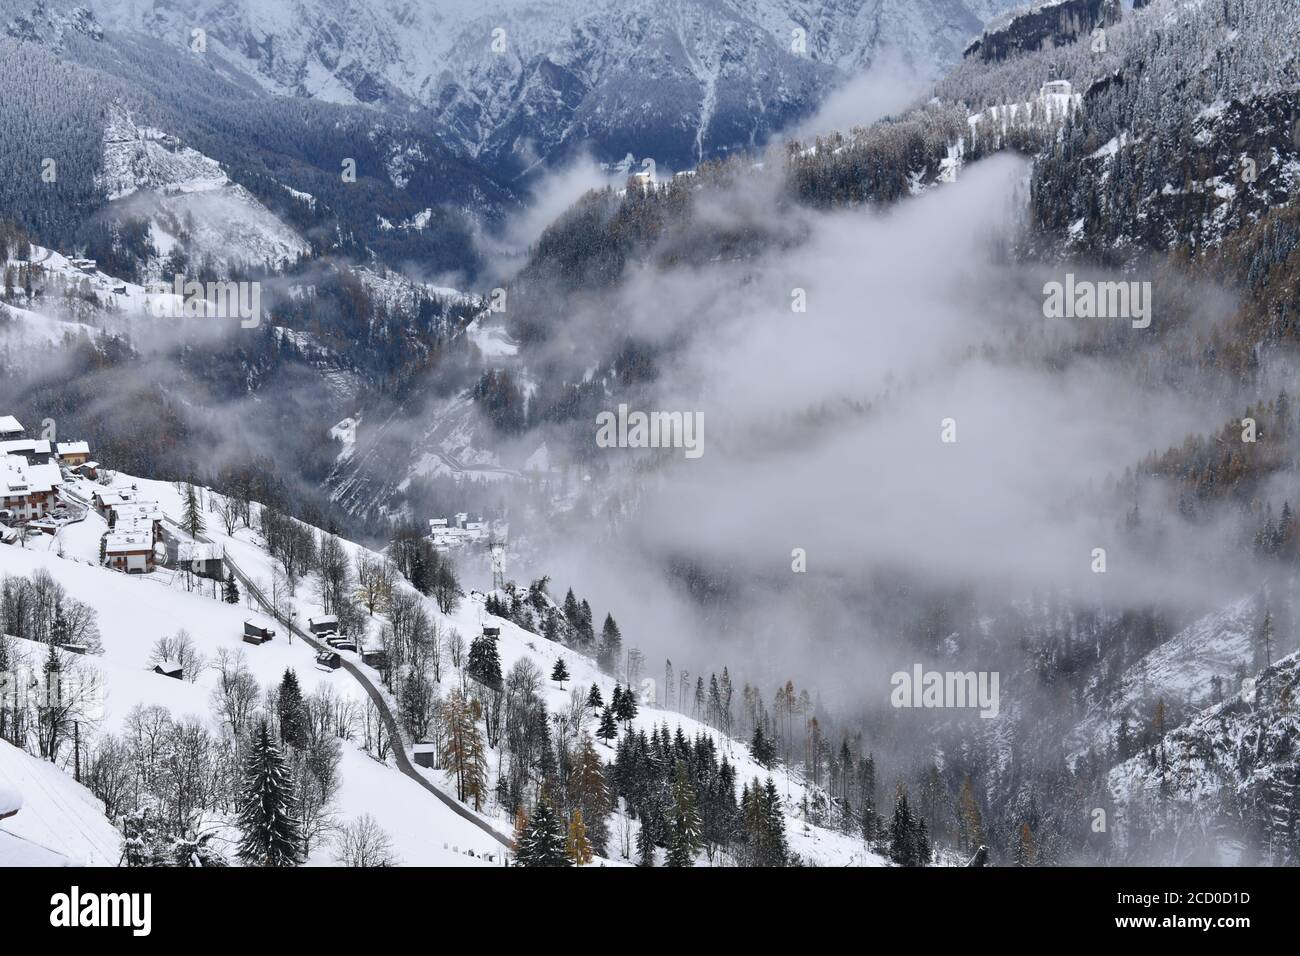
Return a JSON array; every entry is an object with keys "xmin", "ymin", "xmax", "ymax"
[
  {"xmin": 243, "ymin": 620, "xmax": 275, "ymax": 644},
  {"xmin": 413, "ymin": 742, "xmax": 437, "ymax": 769},
  {"xmin": 482, "ymin": 626, "xmax": 500, "ymax": 639},
  {"xmin": 361, "ymin": 648, "xmax": 389, "ymax": 669},
  {"xmin": 314, "ymin": 650, "xmax": 342, "ymax": 671},
  {"xmin": 152, "ymin": 661, "xmax": 183, "ymax": 680},
  {"xmin": 62, "ymin": 644, "xmax": 88, "ymax": 656},
  {"xmin": 176, "ymin": 541, "xmax": 225, "ymax": 579},
  {"xmin": 308, "ymin": 615, "xmax": 339, "ymax": 636}
]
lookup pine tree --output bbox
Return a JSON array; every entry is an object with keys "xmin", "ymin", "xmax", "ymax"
[
  {"xmin": 181, "ymin": 483, "xmax": 205, "ymax": 538},
  {"xmin": 915, "ymin": 818, "xmax": 932, "ymax": 867},
  {"xmin": 236, "ymin": 722, "xmax": 303, "ymax": 867},
  {"xmin": 889, "ymin": 788, "xmax": 917, "ymax": 866},
  {"xmin": 223, "ymin": 571, "xmax": 240, "ymax": 604},
  {"xmin": 467, "ymin": 633, "xmax": 502, "ymax": 690},
  {"xmin": 278, "ymin": 669, "xmax": 307, "ymax": 749},
  {"xmin": 636, "ymin": 819, "xmax": 655, "ymax": 867},
  {"xmin": 516, "ymin": 796, "xmax": 571, "ymax": 867},
  {"xmin": 615, "ymin": 683, "xmax": 638, "ymax": 725},
  {"xmin": 667, "ymin": 762, "xmax": 702, "ymax": 866},
  {"xmin": 750, "ymin": 723, "xmax": 776, "ymax": 768},
  {"xmin": 596, "ymin": 706, "xmax": 619, "ymax": 745},
  {"xmin": 597, "ymin": 613, "xmax": 622, "ymax": 675},
  {"xmin": 550, "ymin": 657, "xmax": 570, "ymax": 689},
  {"xmin": 586, "ymin": 682, "xmax": 604, "ymax": 710}
]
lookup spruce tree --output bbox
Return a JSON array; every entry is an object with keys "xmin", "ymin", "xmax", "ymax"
[
  {"xmin": 761, "ymin": 777, "xmax": 788, "ymax": 866},
  {"xmin": 278, "ymin": 669, "xmax": 307, "ymax": 749},
  {"xmin": 750, "ymin": 723, "xmax": 776, "ymax": 768},
  {"xmin": 516, "ymin": 796, "xmax": 571, "ymax": 867},
  {"xmin": 223, "ymin": 571, "xmax": 240, "ymax": 604},
  {"xmin": 636, "ymin": 820, "xmax": 656, "ymax": 867},
  {"xmin": 667, "ymin": 762, "xmax": 702, "ymax": 866},
  {"xmin": 586, "ymin": 682, "xmax": 604, "ymax": 710},
  {"xmin": 889, "ymin": 789, "xmax": 917, "ymax": 866},
  {"xmin": 550, "ymin": 657, "xmax": 570, "ymax": 689},
  {"xmin": 597, "ymin": 706, "xmax": 619, "ymax": 746},
  {"xmin": 467, "ymin": 633, "xmax": 503, "ymax": 690},
  {"xmin": 597, "ymin": 613, "xmax": 622, "ymax": 675},
  {"xmin": 181, "ymin": 484, "xmax": 205, "ymax": 538},
  {"xmin": 236, "ymin": 722, "xmax": 303, "ymax": 867},
  {"xmin": 615, "ymin": 683, "xmax": 638, "ymax": 725}
]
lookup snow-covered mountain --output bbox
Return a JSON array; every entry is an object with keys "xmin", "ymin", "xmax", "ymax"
[
  {"xmin": 98, "ymin": 106, "xmax": 309, "ymax": 273},
  {"xmin": 80, "ymin": 0, "xmax": 1027, "ymax": 170}
]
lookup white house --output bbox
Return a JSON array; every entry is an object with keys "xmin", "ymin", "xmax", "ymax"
[
  {"xmin": 1, "ymin": 455, "xmax": 63, "ymax": 521},
  {"xmin": 105, "ymin": 530, "xmax": 156, "ymax": 573},
  {"xmin": 55, "ymin": 441, "xmax": 91, "ymax": 466}
]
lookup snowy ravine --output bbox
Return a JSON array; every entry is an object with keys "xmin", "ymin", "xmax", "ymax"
[{"xmin": 1, "ymin": 467, "xmax": 884, "ymax": 866}]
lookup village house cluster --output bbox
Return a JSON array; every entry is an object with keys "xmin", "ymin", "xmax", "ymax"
[
  {"xmin": 0, "ymin": 414, "xmax": 97, "ymax": 543},
  {"xmin": 427, "ymin": 511, "xmax": 504, "ymax": 550},
  {"xmin": 1, "ymin": 413, "xmax": 222, "ymax": 579}
]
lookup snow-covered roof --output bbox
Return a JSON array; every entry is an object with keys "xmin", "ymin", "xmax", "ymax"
[
  {"xmin": 0, "ymin": 416, "xmax": 21, "ymax": 436},
  {"xmin": 112, "ymin": 502, "xmax": 163, "ymax": 521},
  {"xmin": 309, "ymin": 615, "xmax": 339, "ymax": 627},
  {"xmin": 105, "ymin": 531, "xmax": 153, "ymax": 553},
  {"xmin": 0, "ymin": 439, "xmax": 52, "ymax": 457},
  {"xmin": 56, "ymin": 441, "xmax": 90, "ymax": 456},
  {"xmin": 0, "ymin": 455, "xmax": 62, "ymax": 496},
  {"xmin": 153, "ymin": 660, "xmax": 182, "ymax": 673}
]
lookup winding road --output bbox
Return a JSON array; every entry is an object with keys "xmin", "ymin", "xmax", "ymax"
[
  {"xmin": 218, "ymin": 551, "xmax": 513, "ymax": 851},
  {"xmin": 62, "ymin": 484, "xmax": 512, "ymax": 852}
]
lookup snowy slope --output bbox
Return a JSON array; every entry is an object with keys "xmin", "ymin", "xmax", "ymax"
[
  {"xmin": 97, "ymin": 107, "xmax": 308, "ymax": 273},
  {"xmin": 0, "ymin": 739, "xmax": 121, "ymax": 866},
  {"xmin": 1106, "ymin": 645, "xmax": 1300, "ymax": 864},
  {"xmin": 0, "ymin": 509, "xmax": 502, "ymax": 866},
  {"xmin": 1067, "ymin": 597, "xmax": 1257, "ymax": 760},
  {"xmin": 8, "ymin": 465, "xmax": 884, "ymax": 865}
]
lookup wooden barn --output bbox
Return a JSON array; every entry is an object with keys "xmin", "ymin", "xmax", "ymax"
[{"xmin": 243, "ymin": 621, "xmax": 276, "ymax": 645}]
